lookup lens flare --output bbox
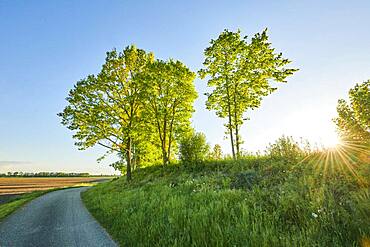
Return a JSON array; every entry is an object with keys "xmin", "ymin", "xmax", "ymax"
[
  {"xmin": 301, "ymin": 139, "xmax": 369, "ymax": 185},
  {"xmin": 320, "ymin": 134, "xmax": 341, "ymax": 150}
]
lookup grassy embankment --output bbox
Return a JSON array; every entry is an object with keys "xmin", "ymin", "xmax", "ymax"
[{"xmin": 83, "ymin": 155, "xmax": 370, "ymax": 246}]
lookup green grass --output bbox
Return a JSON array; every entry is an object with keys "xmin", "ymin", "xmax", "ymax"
[{"xmin": 82, "ymin": 156, "xmax": 370, "ymax": 247}]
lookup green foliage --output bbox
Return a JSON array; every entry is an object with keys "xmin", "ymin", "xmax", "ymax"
[
  {"xmin": 141, "ymin": 59, "xmax": 198, "ymax": 165},
  {"xmin": 333, "ymin": 80, "xmax": 370, "ymax": 142},
  {"xmin": 132, "ymin": 140, "xmax": 163, "ymax": 167},
  {"xmin": 110, "ymin": 138, "xmax": 163, "ymax": 173},
  {"xmin": 59, "ymin": 45, "xmax": 154, "ymax": 180},
  {"xmin": 83, "ymin": 155, "xmax": 369, "ymax": 247},
  {"xmin": 56, "ymin": 33, "xmax": 369, "ymax": 247},
  {"xmin": 211, "ymin": 144, "xmax": 223, "ymax": 160},
  {"xmin": 199, "ymin": 29, "xmax": 298, "ymax": 159},
  {"xmin": 230, "ymin": 170, "xmax": 258, "ymax": 190},
  {"xmin": 266, "ymin": 135, "xmax": 307, "ymax": 162},
  {"xmin": 179, "ymin": 131, "xmax": 210, "ymax": 163},
  {"xmin": 59, "ymin": 45, "xmax": 198, "ymax": 177}
]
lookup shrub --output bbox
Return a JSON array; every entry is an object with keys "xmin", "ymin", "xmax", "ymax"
[
  {"xmin": 211, "ymin": 144, "xmax": 223, "ymax": 160},
  {"xmin": 179, "ymin": 131, "xmax": 210, "ymax": 163},
  {"xmin": 266, "ymin": 135, "xmax": 305, "ymax": 162},
  {"xmin": 231, "ymin": 170, "xmax": 258, "ymax": 190}
]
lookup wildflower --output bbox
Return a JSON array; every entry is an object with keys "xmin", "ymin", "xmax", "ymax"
[{"xmin": 311, "ymin": 212, "xmax": 318, "ymax": 218}]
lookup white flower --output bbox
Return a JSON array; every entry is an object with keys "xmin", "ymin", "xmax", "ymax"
[{"xmin": 312, "ymin": 212, "xmax": 318, "ymax": 218}]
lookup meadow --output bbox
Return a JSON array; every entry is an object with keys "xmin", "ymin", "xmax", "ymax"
[{"xmin": 82, "ymin": 148, "xmax": 370, "ymax": 247}]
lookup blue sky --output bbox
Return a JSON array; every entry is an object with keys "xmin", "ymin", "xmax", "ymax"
[{"xmin": 0, "ymin": 0, "xmax": 369, "ymax": 174}]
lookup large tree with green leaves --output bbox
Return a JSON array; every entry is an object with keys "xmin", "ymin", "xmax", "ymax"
[
  {"xmin": 199, "ymin": 29, "xmax": 297, "ymax": 159},
  {"xmin": 333, "ymin": 80, "xmax": 370, "ymax": 142},
  {"xmin": 141, "ymin": 59, "xmax": 197, "ymax": 165},
  {"xmin": 58, "ymin": 45, "xmax": 153, "ymax": 180}
]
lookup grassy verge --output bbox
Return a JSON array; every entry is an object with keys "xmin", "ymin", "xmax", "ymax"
[
  {"xmin": 83, "ymin": 157, "xmax": 370, "ymax": 246},
  {"xmin": 0, "ymin": 183, "xmax": 97, "ymax": 222}
]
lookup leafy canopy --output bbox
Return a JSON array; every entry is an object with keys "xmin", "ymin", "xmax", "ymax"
[
  {"xmin": 199, "ymin": 29, "xmax": 298, "ymax": 158},
  {"xmin": 333, "ymin": 80, "xmax": 370, "ymax": 142},
  {"xmin": 58, "ymin": 45, "xmax": 154, "ymax": 179},
  {"xmin": 141, "ymin": 59, "xmax": 198, "ymax": 165}
]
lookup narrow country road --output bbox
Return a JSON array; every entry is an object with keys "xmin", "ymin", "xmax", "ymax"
[{"xmin": 0, "ymin": 187, "xmax": 117, "ymax": 247}]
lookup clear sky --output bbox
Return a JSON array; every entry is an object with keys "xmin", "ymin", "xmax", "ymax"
[{"xmin": 0, "ymin": 0, "xmax": 369, "ymax": 174}]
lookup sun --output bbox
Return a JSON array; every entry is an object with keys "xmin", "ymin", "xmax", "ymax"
[{"xmin": 321, "ymin": 134, "xmax": 341, "ymax": 149}]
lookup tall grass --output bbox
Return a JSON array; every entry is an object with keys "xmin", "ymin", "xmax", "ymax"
[{"xmin": 83, "ymin": 154, "xmax": 369, "ymax": 246}]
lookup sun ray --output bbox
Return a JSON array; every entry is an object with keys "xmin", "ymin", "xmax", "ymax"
[{"xmin": 301, "ymin": 137, "xmax": 369, "ymax": 185}]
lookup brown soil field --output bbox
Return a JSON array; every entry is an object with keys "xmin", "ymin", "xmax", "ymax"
[{"xmin": 0, "ymin": 177, "xmax": 110, "ymax": 195}]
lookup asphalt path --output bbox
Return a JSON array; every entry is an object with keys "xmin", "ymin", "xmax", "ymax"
[{"xmin": 0, "ymin": 187, "xmax": 117, "ymax": 247}]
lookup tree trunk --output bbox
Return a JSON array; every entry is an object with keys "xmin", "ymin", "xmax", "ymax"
[
  {"xmin": 167, "ymin": 102, "xmax": 176, "ymax": 165},
  {"xmin": 162, "ymin": 119, "xmax": 168, "ymax": 166},
  {"xmin": 162, "ymin": 137, "xmax": 168, "ymax": 166},
  {"xmin": 167, "ymin": 142, "xmax": 171, "ymax": 165},
  {"xmin": 162, "ymin": 147, "xmax": 167, "ymax": 166},
  {"xmin": 235, "ymin": 125, "xmax": 240, "ymax": 158},
  {"xmin": 131, "ymin": 144, "xmax": 135, "ymax": 171},
  {"xmin": 225, "ymin": 69, "xmax": 236, "ymax": 159},
  {"xmin": 233, "ymin": 84, "xmax": 240, "ymax": 159},
  {"xmin": 226, "ymin": 90, "xmax": 236, "ymax": 159},
  {"xmin": 228, "ymin": 122, "xmax": 236, "ymax": 159},
  {"xmin": 126, "ymin": 138, "xmax": 132, "ymax": 181}
]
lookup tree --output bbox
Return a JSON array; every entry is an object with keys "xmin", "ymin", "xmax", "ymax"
[
  {"xmin": 142, "ymin": 59, "xmax": 197, "ymax": 165},
  {"xmin": 212, "ymin": 144, "xmax": 223, "ymax": 160},
  {"xmin": 333, "ymin": 80, "xmax": 370, "ymax": 142},
  {"xmin": 199, "ymin": 29, "xmax": 297, "ymax": 159},
  {"xmin": 58, "ymin": 45, "xmax": 153, "ymax": 180},
  {"xmin": 179, "ymin": 131, "xmax": 210, "ymax": 163},
  {"xmin": 131, "ymin": 133, "xmax": 163, "ymax": 168},
  {"xmin": 266, "ymin": 135, "xmax": 304, "ymax": 162}
]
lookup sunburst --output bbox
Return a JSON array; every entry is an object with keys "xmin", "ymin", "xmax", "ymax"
[{"xmin": 301, "ymin": 139, "xmax": 369, "ymax": 185}]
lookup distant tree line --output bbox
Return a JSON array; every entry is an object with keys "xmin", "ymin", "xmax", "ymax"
[
  {"xmin": 59, "ymin": 28, "xmax": 297, "ymax": 180},
  {"xmin": 0, "ymin": 172, "xmax": 91, "ymax": 177}
]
